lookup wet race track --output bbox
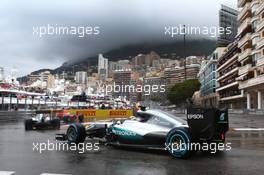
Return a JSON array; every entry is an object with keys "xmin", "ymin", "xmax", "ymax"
[{"xmin": 0, "ymin": 112, "xmax": 264, "ymax": 175}]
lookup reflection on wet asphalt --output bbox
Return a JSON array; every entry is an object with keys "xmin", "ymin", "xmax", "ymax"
[{"xmin": 0, "ymin": 114, "xmax": 264, "ymax": 175}]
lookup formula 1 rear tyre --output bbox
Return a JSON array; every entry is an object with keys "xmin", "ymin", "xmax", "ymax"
[
  {"xmin": 51, "ymin": 119, "xmax": 60, "ymax": 129},
  {"xmin": 165, "ymin": 127, "xmax": 192, "ymax": 158},
  {"xmin": 66, "ymin": 123, "xmax": 86, "ymax": 144},
  {"xmin": 25, "ymin": 119, "xmax": 33, "ymax": 131}
]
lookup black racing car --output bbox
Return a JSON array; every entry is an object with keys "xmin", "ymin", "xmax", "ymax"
[
  {"xmin": 56, "ymin": 107, "xmax": 229, "ymax": 158},
  {"xmin": 25, "ymin": 109, "xmax": 61, "ymax": 130}
]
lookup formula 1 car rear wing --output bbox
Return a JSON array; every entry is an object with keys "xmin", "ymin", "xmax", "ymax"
[{"xmin": 186, "ymin": 107, "xmax": 229, "ymax": 142}]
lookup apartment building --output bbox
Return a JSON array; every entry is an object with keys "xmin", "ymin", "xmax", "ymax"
[
  {"xmin": 237, "ymin": 0, "xmax": 264, "ymax": 110},
  {"xmin": 216, "ymin": 41, "xmax": 246, "ymax": 109},
  {"xmin": 142, "ymin": 76, "xmax": 166, "ymax": 102},
  {"xmin": 132, "ymin": 54, "xmax": 146, "ymax": 66},
  {"xmin": 98, "ymin": 54, "xmax": 108, "ymax": 81},
  {"xmin": 0, "ymin": 67, "xmax": 4, "ymax": 82},
  {"xmin": 198, "ymin": 47, "xmax": 226, "ymax": 107},
  {"xmin": 164, "ymin": 64, "xmax": 200, "ymax": 87},
  {"xmin": 218, "ymin": 5, "xmax": 238, "ymax": 46},
  {"xmin": 113, "ymin": 70, "xmax": 132, "ymax": 100},
  {"xmin": 75, "ymin": 71, "xmax": 87, "ymax": 85},
  {"xmin": 28, "ymin": 71, "xmax": 53, "ymax": 82}
]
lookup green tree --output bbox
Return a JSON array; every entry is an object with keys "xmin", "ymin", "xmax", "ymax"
[{"xmin": 167, "ymin": 79, "xmax": 200, "ymax": 106}]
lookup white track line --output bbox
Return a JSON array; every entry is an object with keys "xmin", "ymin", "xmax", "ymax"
[
  {"xmin": 41, "ymin": 173, "xmax": 71, "ymax": 175},
  {"xmin": 232, "ymin": 128, "xmax": 264, "ymax": 131},
  {"xmin": 0, "ymin": 171, "xmax": 15, "ymax": 175}
]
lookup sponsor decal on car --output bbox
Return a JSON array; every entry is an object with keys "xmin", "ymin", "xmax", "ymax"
[
  {"xmin": 112, "ymin": 128, "xmax": 137, "ymax": 136},
  {"xmin": 219, "ymin": 113, "xmax": 225, "ymax": 121},
  {"xmin": 187, "ymin": 114, "xmax": 204, "ymax": 120}
]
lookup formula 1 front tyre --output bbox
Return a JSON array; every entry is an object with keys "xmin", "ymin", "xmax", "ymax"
[
  {"xmin": 66, "ymin": 123, "xmax": 86, "ymax": 144},
  {"xmin": 25, "ymin": 119, "xmax": 33, "ymax": 131},
  {"xmin": 165, "ymin": 127, "xmax": 192, "ymax": 158}
]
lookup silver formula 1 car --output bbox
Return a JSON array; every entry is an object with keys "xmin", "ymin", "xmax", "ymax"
[
  {"xmin": 56, "ymin": 107, "xmax": 229, "ymax": 158},
  {"xmin": 25, "ymin": 110, "xmax": 61, "ymax": 130}
]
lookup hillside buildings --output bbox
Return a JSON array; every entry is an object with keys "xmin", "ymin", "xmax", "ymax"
[
  {"xmin": 28, "ymin": 71, "xmax": 55, "ymax": 89},
  {"xmin": 108, "ymin": 60, "xmax": 132, "ymax": 78},
  {"xmin": 142, "ymin": 76, "xmax": 166, "ymax": 102},
  {"xmin": 164, "ymin": 63, "xmax": 200, "ymax": 87},
  {"xmin": 145, "ymin": 51, "xmax": 160, "ymax": 67},
  {"xmin": 132, "ymin": 54, "xmax": 146, "ymax": 66},
  {"xmin": 132, "ymin": 51, "xmax": 160, "ymax": 67}
]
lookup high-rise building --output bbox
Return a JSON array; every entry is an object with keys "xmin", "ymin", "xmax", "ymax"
[
  {"xmin": 108, "ymin": 61, "xmax": 118, "ymax": 78},
  {"xmin": 113, "ymin": 70, "xmax": 132, "ymax": 100},
  {"xmin": 108, "ymin": 61, "xmax": 119, "ymax": 71},
  {"xmin": 130, "ymin": 72, "xmax": 142, "ymax": 103},
  {"xmin": 132, "ymin": 54, "xmax": 146, "ymax": 66},
  {"xmin": 28, "ymin": 71, "xmax": 51, "ymax": 83},
  {"xmin": 218, "ymin": 5, "xmax": 238, "ymax": 46},
  {"xmin": 237, "ymin": 0, "xmax": 264, "ymax": 110},
  {"xmin": 142, "ymin": 76, "xmax": 166, "ymax": 102},
  {"xmin": 108, "ymin": 60, "xmax": 132, "ymax": 78},
  {"xmin": 198, "ymin": 47, "xmax": 226, "ymax": 107},
  {"xmin": 132, "ymin": 52, "xmax": 160, "ymax": 67},
  {"xmin": 186, "ymin": 56, "xmax": 203, "ymax": 65},
  {"xmin": 98, "ymin": 54, "xmax": 108, "ymax": 81},
  {"xmin": 75, "ymin": 71, "xmax": 87, "ymax": 84},
  {"xmin": 27, "ymin": 71, "xmax": 54, "ymax": 88},
  {"xmin": 145, "ymin": 51, "xmax": 160, "ymax": 67},
  {"xmin": 216, "ymin": 41, "xmax": 246, "ymax": 109},
  {"xmin": 117, "ymin": 60, "xmax": 131, "ymax": 70},
  {"xmin": 164, "ymin": 64, "xmax": 200, "ymax": 86},
  {"xmin": 0, "ymin": 67, "xmax": 4, "ymax": 82}
]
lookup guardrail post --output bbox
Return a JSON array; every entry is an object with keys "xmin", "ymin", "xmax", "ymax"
[
  {"xmin": 9, "ymin": 93, "xmax": 12, "ymax": 111},
  {"xmin": 31, "ymin": 96, "xmax": 34, "ymax": 110},
  {"xmin": 25, "ymin": 96, "xmax": 27, "ymax": 111},
  {"xmin": 16, "ymin": 96, "xmax": 19, "ymax": 108},
  {"xmin": 1, "ymin": 93, "xmax": 4, "ymax": 110}
]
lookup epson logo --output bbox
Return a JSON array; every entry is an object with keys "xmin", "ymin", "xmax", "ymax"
[{"xmin": 187, "ymin": 114, "xmax": 204, "ymax": 120}]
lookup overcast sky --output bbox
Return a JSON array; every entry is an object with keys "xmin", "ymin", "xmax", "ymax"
[{"xmin": 0, "ymin": 0, "xmax": 236, "ymax": 77}]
